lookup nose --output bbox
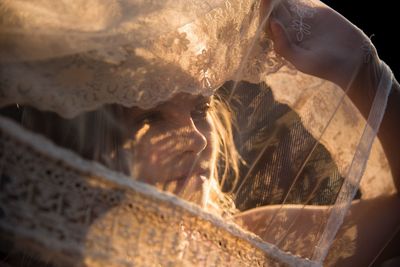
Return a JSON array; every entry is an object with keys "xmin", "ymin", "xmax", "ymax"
[
  {"xmin": 186, "ymin": 119, "xmax": 208, "ymax": 155},
  {"xmin": 175, "ymin": 116, "xmax": 208, "ymax": 155}
]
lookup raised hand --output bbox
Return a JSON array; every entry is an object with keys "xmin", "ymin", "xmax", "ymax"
[{"xmin": 262, "ymin": 0, "xmax": 375, "ymax": 89}]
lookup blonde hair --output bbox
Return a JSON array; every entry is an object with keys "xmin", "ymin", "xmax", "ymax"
[{"xmin": 204, "ymin": 94, "xmax": 243, "ymax": 216}]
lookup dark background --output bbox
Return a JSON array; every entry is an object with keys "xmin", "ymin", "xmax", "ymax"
[{"xmin": 322, "ymin": 1, "xmax": 399, "ymax": 80}]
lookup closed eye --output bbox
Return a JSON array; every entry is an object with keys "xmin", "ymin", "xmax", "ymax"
[{"xmin": 136, "ymin": 111, "xmax": 163, "ymax": 125}]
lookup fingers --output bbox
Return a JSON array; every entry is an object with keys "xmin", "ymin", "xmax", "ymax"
[
  {"xmin": 262, "ymin": 0, "xmax": 300, "ymax": 61},
  {"xmin": 269, "ymin": 18, "xmax": 316, "ymax": 75},
  {"xmin": 269, "ymin": 18, "xmax": 295, "ymax": 60},
  {"xmin": 260, "ymin": 0, "xmax": 271, "ymax": 21},
  {"xmin": 260, "ymin": 0, "xmax": 279, "ymax": 32}
]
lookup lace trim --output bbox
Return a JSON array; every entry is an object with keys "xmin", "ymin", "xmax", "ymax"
[{"xmin": 0, "ymin": 116, "xmax": 318, "ymax": 267}]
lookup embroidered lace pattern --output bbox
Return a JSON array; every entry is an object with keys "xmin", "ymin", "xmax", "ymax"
[
  {"xmin": 0, "ymin": 117, "xmax": 318, "ymax": 267},
  {"xmin": 0, "ymin": 0, "xmax": 289, "ymax": 118}
]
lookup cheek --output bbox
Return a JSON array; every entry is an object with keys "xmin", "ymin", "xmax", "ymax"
[
  {"xmin": 129, "ymin": 126, "xmax": 167, "ymax": 181},
  {"xmin": 133, "ymin": 123, "xmax": 169, "ymax": 157}
]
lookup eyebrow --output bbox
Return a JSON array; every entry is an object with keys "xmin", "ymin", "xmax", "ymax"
[
  {"xmin": 134, "ymin": 109, "xmax": 162, "ymax": 122},
  {"xmin": 195, "ymin": 95, "xmax": 212, "ymax": 104}
]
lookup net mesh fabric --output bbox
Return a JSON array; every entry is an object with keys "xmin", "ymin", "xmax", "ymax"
[{"xmin": 0, "ymin": 0, "xmax": 395, "ymax": 266}]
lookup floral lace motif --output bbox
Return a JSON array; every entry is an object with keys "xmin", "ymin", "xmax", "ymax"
[
  {"xmin": 0, "ymin": 0, "xmax": 287, "ymax": 118},
  {"xmin": 288, "ymin": 0, "xmax": 316, "ymax": 42}
]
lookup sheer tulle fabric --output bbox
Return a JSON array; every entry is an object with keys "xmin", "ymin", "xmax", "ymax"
[{"xmin": 0, "ymin": 0, "xmax": 394, "ymax": 266}]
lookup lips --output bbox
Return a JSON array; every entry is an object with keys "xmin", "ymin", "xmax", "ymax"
[
  {"xmin": 167, "ymin": 170, "xmax": 208, "ymax": 185},
  {"xmin": 165, "ymin": 169, "xmax": 209, "ymax": 195}
]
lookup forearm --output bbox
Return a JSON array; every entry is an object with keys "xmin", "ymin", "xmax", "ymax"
[
  {"xmin": 378, "ymin": 78, "xmax": 400, "ymax": 193},
  {"xmin": 347, "ymin": 58, "xmax": 400, "ymax": 194}
]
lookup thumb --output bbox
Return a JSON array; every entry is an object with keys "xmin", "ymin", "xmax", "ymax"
[{"xmin": 269, "ymin": 18, "xmax": 298, "ymax": 63}]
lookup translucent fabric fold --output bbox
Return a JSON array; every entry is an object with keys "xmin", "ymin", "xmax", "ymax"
[{"xmin": 0, "ymin": 0, "xmax": 395, "ymax": 266}]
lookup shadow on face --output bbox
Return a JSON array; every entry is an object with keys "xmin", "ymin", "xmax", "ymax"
[{"xmin": 117, "ymin": 93, "xmax": 218, "ymax": 203}]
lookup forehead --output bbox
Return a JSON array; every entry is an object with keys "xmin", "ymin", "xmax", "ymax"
[
  {"xmin": 123, "ymin": 93, "xmax": 211, "ymax": 117},
  {"xmin": 154, "ymin": 93, "xmax": 211, "ymax": 111},
  {"xmin": 163, "ymin": 93, "xmax": 210, "ymax": 105}
]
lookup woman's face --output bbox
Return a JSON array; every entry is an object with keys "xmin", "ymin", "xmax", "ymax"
[{"xmin": 119, "ymin": 93, "xmax": 218, "ymax": 204}]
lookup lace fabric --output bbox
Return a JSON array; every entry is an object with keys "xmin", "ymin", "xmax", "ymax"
[
  {"xmin": 0, "ymin": 0, "xmax": 396, "ymax": 266},
  {"xmin": 0, "ymin": 116, "xmax": 313, "ymax": 267},
  {"xmin": 1, "ymin": 0, "xmax": 284, "ymax": 117}
]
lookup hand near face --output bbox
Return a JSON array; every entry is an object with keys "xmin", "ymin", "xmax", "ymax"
[{"xmin": 262, "ymin": 0, "xmax": 376, "ymax": 89}]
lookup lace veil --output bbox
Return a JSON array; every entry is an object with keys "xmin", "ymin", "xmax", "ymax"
[{"xmin": 0, "ymin": 0, "xmax": 395, "ymax": 266}]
